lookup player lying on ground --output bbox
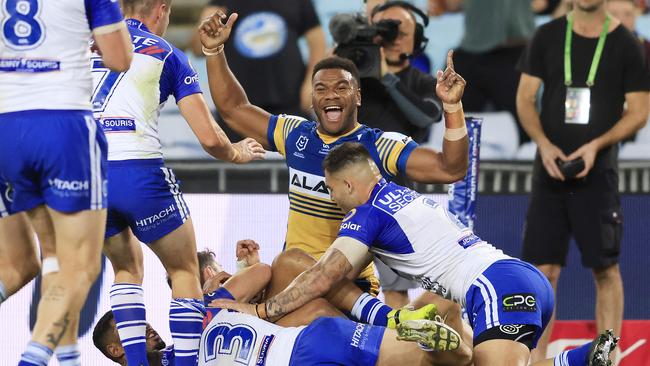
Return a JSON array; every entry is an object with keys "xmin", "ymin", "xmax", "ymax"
[
  {"xmin": 94, "ymin": 242, "xmax": 474, "ymax": 365},
  {"xmin": 95, "ymin": 250, "xmax": 472, "ymax": 366},
  {"xmin": 212, "ymin": 142, "xmax": 620, "ymax": 366}
]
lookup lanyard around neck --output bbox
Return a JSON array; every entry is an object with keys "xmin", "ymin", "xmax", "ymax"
[{"xmin": 564, "ymin": 13, "xmax": 610, "ymax": 87}]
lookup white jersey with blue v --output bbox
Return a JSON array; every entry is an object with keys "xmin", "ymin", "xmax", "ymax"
[
  {"xmin": 0, "ymin": 0, "xmax": 124, "ymax": 113},
  {"xmin": 337, "ymin": 179, "xmax": 554, "ymax": 347},
  {"xmin": 0, "ymin": 0, "xmax": 124, "ymax": 216},
  {"xmin": 92, "ymin": 18, "xmax": 201, "ymax": 161}
]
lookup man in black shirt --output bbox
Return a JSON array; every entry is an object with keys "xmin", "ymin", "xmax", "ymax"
[
  {"xmin": 516, "ymin": 0, "xmax": 650, "ymax": 361},
  {"xmin": 359, "ymin": 1, "xmax": 443, "ymax": 308},
  {"xmin": 192, "ymin": 0, "xmax": 326, "ymax": 139},
  {"xmin": 360, "ymin": 1, "xmax": 443, "ymax": 144}
]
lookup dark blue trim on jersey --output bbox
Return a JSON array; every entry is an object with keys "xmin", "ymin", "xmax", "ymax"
[
  {"xmin": 204, "ymin": 287, "xmax": 235, "ymax": 304},
  {"xmin": 267, "ymin": 115, "xmax": 279, "ymax": 152},
  {"xmin": 85, "ymin": 0, "xmax": 124, "ymax": 31},
  {"xmin": 396, "ymin": 140, "xmax": 418, "ymax": 174}
]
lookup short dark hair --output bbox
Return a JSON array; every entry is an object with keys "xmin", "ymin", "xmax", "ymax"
[
  {"xmin": 93, "ymin": 311, "xmax": 120, "ymax": 363},
  {"xmin": 312, "ymin": 56, "xmax": 360, "ymax": 85},
  {"xmin": 120, "ymin": 0, "xmax": 172, "ymax": 16},
  {"xmin": 198, "ymin": 249, "xmax": 218, "ymax": 272},
  {"xmin": 322, "ymin": 142, "xmax": 372, "ymax": 174}
]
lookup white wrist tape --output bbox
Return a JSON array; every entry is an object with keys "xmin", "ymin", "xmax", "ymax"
[
  {"xmin": 42, "ymin": 257, "xmax": 60, "ymax": 276},
  {"xmin": 235, "ymin": 259, "xmax": 248, "ymax": 273},
  {"xmin": 443, "ymin": 101, "xmax": 463, "ymax": 113},
  {"xmin": 444, "ymin": 125, "xmax": 468, "ymax": 141},
  {"xmin": 202, "ymin": 45, "xmax": 224, "ymax": 57}
]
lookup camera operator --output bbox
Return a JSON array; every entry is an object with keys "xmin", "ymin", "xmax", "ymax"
[{"xmin": 359, "ymin": 1, "xmax": 443, "ymax": 144}]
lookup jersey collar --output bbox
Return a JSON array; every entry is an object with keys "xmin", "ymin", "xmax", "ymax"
[
  {"xmin": 367, "ymin": 178, "xmax": 388, "ymax": 203},
  {"xmin": 126, "ymin": 18, "xmax": 150, "ymax": 32},
  {"xmin": 316, "ymin": 122, "xmax": 363, "ymax": 145}
]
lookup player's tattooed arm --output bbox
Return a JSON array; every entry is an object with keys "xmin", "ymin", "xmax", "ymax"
[{"xmin": 264, "ymin": 248, "xmax": 353, "ymax": 321}]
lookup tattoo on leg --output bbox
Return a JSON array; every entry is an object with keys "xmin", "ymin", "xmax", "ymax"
[
  {"xmin": 42, "ymin": 285, "xmax": 65, "ymax": 303},
  {"xmin": 46, "ymin": 312, "xmax": 70, "ymax": 348}
]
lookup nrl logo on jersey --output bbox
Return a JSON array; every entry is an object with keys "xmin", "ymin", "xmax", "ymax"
[{"xmin": 296, "ymin": 135, "xmax": 309, "ymax": 151}]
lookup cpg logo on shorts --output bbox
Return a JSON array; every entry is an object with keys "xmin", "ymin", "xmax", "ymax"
[{"xmin": 502, "ymin": 293, "xmax": 537, "ymax": 312}]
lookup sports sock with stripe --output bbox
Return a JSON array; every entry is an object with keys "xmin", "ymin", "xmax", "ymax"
[
  {"xmin": 350, "ymin": 292, "xmax": 393, "ymax": 327},
  {"xmin": 18, "ymin": 341, "xmax": 53, "ymax": 366},
  {"xmin": 169, "ymin": 298, "xmax": 205, "ymax": 365},
  {"xmin": 110, "ymin": 283, "xmax": 149, "ymax": 366}
]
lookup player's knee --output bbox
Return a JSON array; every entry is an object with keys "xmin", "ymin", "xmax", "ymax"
[
  {"xmin": 593, "ymin": 264, "xmax": 621, "ymax": 283},
  {"xmin": 273, "ymin": 248, "xmax": 313, "ymax": 272},
  {"xmin": 444, "ymin": 302, "xmax": 462, "ymax": 320},
  {"xmin": 22, "ymin": 255, "xmax": 41, "ymax": 282}
]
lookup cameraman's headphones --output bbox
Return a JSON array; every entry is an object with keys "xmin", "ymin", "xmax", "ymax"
[{"xmin": 371, "ymin": 1, "xmax": 429, "ymax": 56}]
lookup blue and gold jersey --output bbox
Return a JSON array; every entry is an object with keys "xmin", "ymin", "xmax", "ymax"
[{"xmin": 267, "ymin": 114, "xmax": 418, "ymax": 282}]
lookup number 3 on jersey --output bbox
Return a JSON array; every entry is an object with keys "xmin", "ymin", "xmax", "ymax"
[
  {"xmin": 2, "ymin": 0, "xmax": 44, "ymax": 49},
  {"xmin": 91, "ymin": 57, "xmax": 125, "ymax": 112}
]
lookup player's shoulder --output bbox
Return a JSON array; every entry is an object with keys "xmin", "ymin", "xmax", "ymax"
[
  {"xmin": 370, "ymin": 181, "xmax": 420, "ymax": 215},
  {"xmin": 376, "ymin": 130, "xmax": 413, "ymax": 143},
  {"xmin": 128, "ymin": 25, "xmax": 174, "ymax": 62},
  {"xmin": 277, "ymin": 114, "xmax": 314, "ymax": 127}
]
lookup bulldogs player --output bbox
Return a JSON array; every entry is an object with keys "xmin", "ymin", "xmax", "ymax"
[
  {"xmin": 0, "ymin": 0, "xmax": 132, "ymax": 364},
  {"xmin": 92, "ymin": 1, "xmax": 264, "ymax": 365}
]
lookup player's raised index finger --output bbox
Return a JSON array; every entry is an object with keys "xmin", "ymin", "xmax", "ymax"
[{"xmin": 447, "ymin": 50, "xmax": 454, "ymax": 71}]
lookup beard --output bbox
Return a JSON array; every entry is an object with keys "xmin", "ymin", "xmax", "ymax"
[{"xmin": 576, "ymin": 0, "xmax": 605, "ymax": 12}]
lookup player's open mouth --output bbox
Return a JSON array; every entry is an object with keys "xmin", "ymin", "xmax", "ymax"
[{"xmin": 324, "ymin": 105, "xmax": 343, "ymax": 122}]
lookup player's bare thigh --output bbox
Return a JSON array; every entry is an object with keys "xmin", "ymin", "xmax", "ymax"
[
  {"xmin": 473, "ymin": 339, "xmax": 530, "ymax": 366},
  {"xmin": 149, "ymin": 218, "xmax": 201, "ymax": 298},
  {"xmin": 103, "ymin": 228, "xmax": 144, "ymax": 284},
  {"xmin": 0, "ymin": 213, "xmax": 40, "ymax": 292},
  {"xmin": 274, "ymin": 298, "xmax": 344, "ymax": 327}
]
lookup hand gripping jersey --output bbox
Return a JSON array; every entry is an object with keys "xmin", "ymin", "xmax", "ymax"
[
  {"xmin": 338, "ymin": 179, "xmax": 511, "ymax": 304},
  {"xmin": 0, "ymin": 0, "xmax": 124, "ymax": 113},
  {"xmin": 92, "ymin": 18, "xmax": 201, "ymax": 161},
  {"xmin": 267, "ymin": 114, "xmax": 418, "ymax": 284}
]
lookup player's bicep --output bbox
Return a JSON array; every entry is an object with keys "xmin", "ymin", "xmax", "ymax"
[{"xmin": 329, "ymin": 237, "xmax": 373, "ymax": 281}]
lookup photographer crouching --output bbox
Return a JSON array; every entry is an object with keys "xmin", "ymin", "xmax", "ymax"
[{"xmin": 330, "ymin": 1, "xmax": 444, "ymax": 308}]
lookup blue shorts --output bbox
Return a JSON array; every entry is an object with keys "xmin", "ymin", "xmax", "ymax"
[
  {"xmin": 0, "ymin": 109, "xmax": 107, "ymax": 214},
  {"xmin": 105, "ymin": 159, "xmax": 190, "ymax": 243},
  {"xmin": 465, "ymin": 259, "xmax": 554, "ymax": 348},
  {"xmin": 290, "ymin": 317, "xmax": 384, "ymax": 366}
]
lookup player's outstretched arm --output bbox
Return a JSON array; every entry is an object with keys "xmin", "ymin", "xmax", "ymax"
[
  {"xmin": 93, "ymin": 23, "xmax": 133, "ymax": 72},
  {"xmin": 405, "ymin": 50, "xmax": 469, "ymax": 184},
  {"xmin": 178, "ymin": 94, "xmax": 265, "ymax": 163},
  {"xmin": 210, "ymin": 237, "xmax": 371, "ymax": 320},
  {"xmin": 200, "ymin": 11, "xmax": 274, "ymax": 149},
  {"xmin": 204, "ymin": 263, "xmax": 272, "ymax": 304}
]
